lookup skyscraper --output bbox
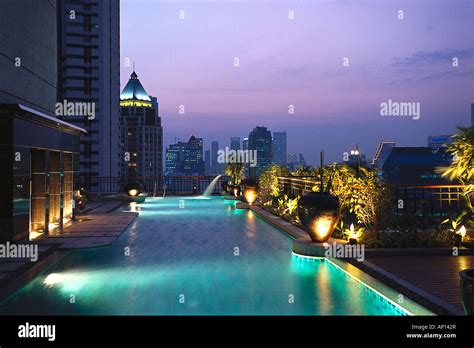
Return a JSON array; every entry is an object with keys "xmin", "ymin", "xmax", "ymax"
[
  {"xmin": 248, "ymin": 126, "xmax": 272, "ymax": 177},
  {"xmin": 165, "ymin": 136, "xmax": 204, "ymax": 176},
  {"xmin": 471, "ymin": 103, "xmax": 474, "ymax": 127},
  {"xmin": 372, "ymin": 141, "xmax": 396, "ymax": 171},
  {"xmin": 165, "ymin": 141, "xmax": 186, "ymax": 176},
  {"xmin": 204, "ymin": 150, "xmax": 211, "ymax": 175},
  {"xmin": 230, "ymin": 137, "xmax": 241, "ymax": 151},
  {"xmin": 242, "ymin": 138, "xmax": 249, "ymax": 151},
  {"xmin": 119, "ymin": 70, "xmax": 163, "ymax": 178},
  {"xmin": 428, "ymin": 135, "xmax": 453, "ymax": 152},
  {"xmin": 183, "ymin": 135, "xmax": 204, "ymax": 175},
  {"xmin": 272, "ymin": 131, "xmax": 287, "ymax": 166},
  {"xmin": 57, "ymin": 0, "xmax": 120, "ymax": 178},
  {"xmin": 211, "ymin": 141, "xmax": 219, "ymax": 174},
  {"xmin": 298, "ymin": 153, "xmax": 307, "ymax": 167}
]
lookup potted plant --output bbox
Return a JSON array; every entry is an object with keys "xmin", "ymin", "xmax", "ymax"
[
  {"xmin": 460, "ymin": 269, "xmax": 474, "ymax": 315},
  {"xmin": 297, "ymin": 151, "xmax": 339, "ymax": 243}
]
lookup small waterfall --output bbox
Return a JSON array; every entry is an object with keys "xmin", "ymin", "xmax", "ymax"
[{"xmin": 203, "ymin": 174, "xmax": 223, "ymax": 197}]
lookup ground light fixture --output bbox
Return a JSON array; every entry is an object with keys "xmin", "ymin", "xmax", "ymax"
[
  {"xmin": 241, "ymin": 177, "xmax": 258, "ymax": 204},
  {"xmin": 297, "ymin": 191, "xmax": 339, "ymax": 243},
  {"xmin": 124, "ymin": 182, "xmax": 144, "ymax": 197}
]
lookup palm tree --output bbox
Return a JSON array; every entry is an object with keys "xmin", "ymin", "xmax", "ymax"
[
  {"xmin": 225, "ymin": 162, "xmax": 245, "ymax": 186},
  {"xmin": 437, "ymin": 127, "xmax": 474, "ymax": 226}
]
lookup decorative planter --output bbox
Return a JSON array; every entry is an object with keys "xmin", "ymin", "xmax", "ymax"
[
  {"xmin": 241, "ymin": 178, "xmax": 258, "ymax": 204},
  {"xmin": 123, "ymin": 182, "xmax": 144, "ymax": 197},
  {"xmin": 297, "ymin": 192, "xmax": 339, "ymax": 243},
  {"xmin": 460, "ymin": 269, "xmax": 474, "ymax": 315},
  {"xmin": 454, "ymin": 233, "xmax": 462, "ymax": 247}
]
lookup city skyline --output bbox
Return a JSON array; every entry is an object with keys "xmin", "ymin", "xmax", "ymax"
[{"xmin": 120, "ymin": 0, "xmax": 474, "ymax": 165}]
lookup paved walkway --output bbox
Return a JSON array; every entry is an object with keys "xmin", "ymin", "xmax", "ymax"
[
  {"xmin": 365, "ymin": 255, "xmax": 474, "ymax": 314},
  {"xmin": 0, "ymin": 200, "xmax": 136, "ymax": 300},
  {"xmin": 36, "ymin": 212, "xmax": 137, "ymax": 249}
]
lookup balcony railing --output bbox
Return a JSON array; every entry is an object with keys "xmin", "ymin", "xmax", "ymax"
[
  {"xmin": 277, "ymin": 176, "xmax": 465, "ymax": 222},
  {"xmin": 75, "ymin": 175, "xmax": 229, "ymax": 195}
]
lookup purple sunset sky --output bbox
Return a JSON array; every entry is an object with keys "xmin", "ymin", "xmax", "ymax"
[{"xmin": 120, "ymin": 0, "xmax": 474, "ymax": 165}]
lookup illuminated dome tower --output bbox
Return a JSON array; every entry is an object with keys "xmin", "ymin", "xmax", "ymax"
[{"xmin": 119, "ymin": 70, "xmax": 163, "ymax": 182}]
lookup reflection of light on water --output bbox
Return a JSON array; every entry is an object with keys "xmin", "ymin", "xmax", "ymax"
[
  {"xmin": 44, "ymin": 273, "xmax": 63, "ymax": 286},
  {"xmin": 130, "ymin": 202, "xmax": 139, "ymax": 212}
]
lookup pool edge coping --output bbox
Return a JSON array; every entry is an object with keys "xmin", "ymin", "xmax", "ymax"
[{"xmin": 248, "ymin": 204, "xmax": 436, "ymax": 316}]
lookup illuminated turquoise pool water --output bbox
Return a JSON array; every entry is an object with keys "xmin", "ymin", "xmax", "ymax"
[{"xmin": 1, "ymin": 196, "xmax": 406, "ymax": 315}]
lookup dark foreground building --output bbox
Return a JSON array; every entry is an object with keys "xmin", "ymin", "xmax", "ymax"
[{"xmin": 0, "ymin": 104, "xmax": 86, "ymax": 242}]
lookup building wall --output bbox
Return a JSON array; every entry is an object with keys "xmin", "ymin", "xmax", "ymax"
[
  {"xmin": 0, "ymin": 0, "xmax": 58, "ymax": 114},
  {"xmin": 58, "ymin": 0, "xmax": 120, "ymax": 177},
  {"xmin": 272, "ymin": 131, "xmax": 287, "ymax": 166}
]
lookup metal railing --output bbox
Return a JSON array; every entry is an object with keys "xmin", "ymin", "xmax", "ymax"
[
  {"xmin": 75, "ymin": 175, "xmax": 229, "ymax": 196},
  {"xmin": 277, "ymin": 176, "xmax": 465, "ymax": 222}
]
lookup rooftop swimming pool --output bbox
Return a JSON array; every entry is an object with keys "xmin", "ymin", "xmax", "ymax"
[{"xmin": 1, "ymin": 196, "xmax": 407, "ymax": 315}]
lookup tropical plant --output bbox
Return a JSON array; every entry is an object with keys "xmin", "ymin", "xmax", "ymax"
[
  {"xmin": 276, "ymin": 194, "xmax": 300, "ymax": 224},
  {"xmin": 327, "ymin": 163, "xmax": 389, "ymax": 242},
  {"xmin": 258, "ymin": 164, "xmax": 290, "ymax": 205},
  {"xmin": 225, "ymin": 162, "xmax": 245, "ymax": 186},
  {"xmin": 341, "ymin": 222, "xmax": 365, "ymax": 241},
  {"xmin": 437, "ymin": 126, "xmax": 474, "ymax": 230},
  {"xmin": 292, "ymin": 165, "xmax": 315, "ymax": 177}
]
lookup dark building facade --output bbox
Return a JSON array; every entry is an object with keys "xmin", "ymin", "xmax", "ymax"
[
  {"xmin": 165, "ymin": 136, "xmax": 205, "ymax": 176},
  {"xmin": 57, "ymin": 0, "xmax": 120, "ymax": 179},
  {"xmin": 0, "ymin": 105, "xmax": 86, "ymax": 242},
  {"xmin": 119, "ymin": 71, "xmax": 163, "ymax": 179},
  {"xmin": 272, "ymin": 131, "xmax": 287, "ymax": 166},
  {"xmin": 382, "ymin": 147, "xmax": 451, "ymax": 185},
  {"xmin": 248, "ymin": 126, "xmax": 272, "ymax": 177},
  {"xmin": 0, "ymin": 1, "xmax": 86, "ymax": 242}
]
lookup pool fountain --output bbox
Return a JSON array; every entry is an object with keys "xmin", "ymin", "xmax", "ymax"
[{"xmin": 203, "ymin": 174, "xmax": 222, "ymax": 197}]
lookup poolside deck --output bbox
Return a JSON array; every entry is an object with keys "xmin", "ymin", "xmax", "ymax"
[
  {"xmin": 363, "ymin": 255, "xmax": 474, "ymax": 315},
  {"xmin": 0, "ymin": 199, "xmax": 136, "ymax": 301}
]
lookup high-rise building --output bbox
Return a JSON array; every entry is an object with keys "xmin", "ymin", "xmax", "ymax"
[
  {"xmin": 57, "ymin": 0, "xmax": 120, "ymax": 178},
  {"xmin": 0, "ymin": 1, "xmax": 86, "ymax": 241},
  {"xmin": 428, "ymin": 135, "xmax": 453, "ymax": 152},
  {"xmin": 272, "ymin": 131, "xmax": 287, "ymax": 166},
  {"xmin": 165, "ymin": 141, "xmax": 186, "ymax": 176},
  {"xmin": 183, "ymin": 135, "xmax": 204, "ymax": 175},
  {"xmin": 230, "ymin": 137, "xmax": 241, "ymax": 151},
  {"xmin": 372, "ymin": 141, "xmax": 396, "ymax": 171},
  {"xmin": 382, "ymin": 147, "xmax": 451, "ymax": 185},
  {"xmin": 471, "ymin": 103, "xmax": 474, "ymax": 127},
  {"xmin": 165, "ymin": 136, "xmax": 204, "ymax": 176},
  {"xmin": 204, "ymin": 150, "xmax": 211, "ymax": 175},
  {"xmin": 248, "ymin": 126, "xmax": 272, "ymax": 177},
  {"xmin": 242, "ymin": 138, "xmax": 249, "ymax": 151},
  {"xmin": 287, "ymin": 154, "xmax": 298, "ymax": 171},
  {"xmin": 298, "ymin": 153, "xmax": 307, "ymax": 167},
  {"xmin": 119, "ymin": 70, "xmax": 163, "ymax": 179},
  {"xmin": 211, "ymin": 141, "xmax": 219, "ymax": 174}
]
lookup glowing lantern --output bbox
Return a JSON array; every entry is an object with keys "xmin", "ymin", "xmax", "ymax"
[
  {"xmin": 244, "ymin": 187, "xmax": 257, "ymax": 205},
  {"xmin": 297, "ymin": 192, "xmax": 339, "ymax": 243}
]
